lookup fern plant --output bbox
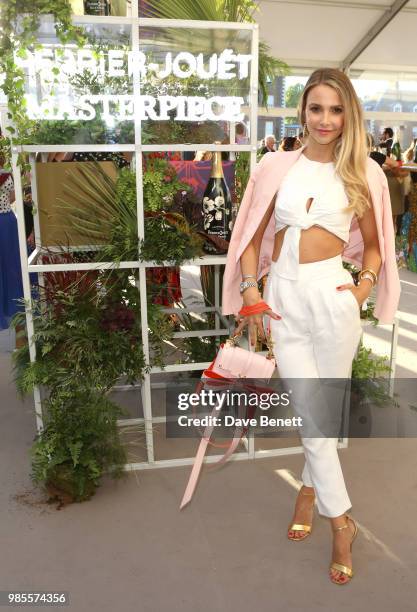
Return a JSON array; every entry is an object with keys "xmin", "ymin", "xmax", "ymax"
[{"xmin": 30, "ymin": 387, "xmax": 129, "ymax": 502}]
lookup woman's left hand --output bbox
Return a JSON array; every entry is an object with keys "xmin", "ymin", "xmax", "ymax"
[{"xmin": 336, "ymin": 283, "xmax": 369, "ymax": 307}]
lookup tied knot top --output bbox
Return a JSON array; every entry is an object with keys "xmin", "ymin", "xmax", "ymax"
[{"xmin": 274, "ymin": 152, "xmax": 356, "ymax": 279}]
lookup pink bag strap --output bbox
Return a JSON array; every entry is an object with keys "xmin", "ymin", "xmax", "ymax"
[
  {"xmin": 179, "ymin": 384, "xmax": 248, "ymax": 510},
  {"xmin": 179, "ymin": 316, "xmax": 275, "ymax": 510}
]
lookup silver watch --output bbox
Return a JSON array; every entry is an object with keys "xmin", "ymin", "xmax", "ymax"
[{"xmin": 239, "ymin": 280, "xmax": 258, "ymax": 294}]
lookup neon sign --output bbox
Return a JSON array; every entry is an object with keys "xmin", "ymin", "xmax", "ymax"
[{"xmin": 17, "ymin": 48, "xmax": 252, "ymax": 122}]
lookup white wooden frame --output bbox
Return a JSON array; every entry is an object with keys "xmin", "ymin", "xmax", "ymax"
[
  {"xmin": 11, "ymin": 15, "xmax": 285, "ymax": 471},
  {"xmin": 9, "ymin": 12, "xmax": 399, "ymax": 472}
]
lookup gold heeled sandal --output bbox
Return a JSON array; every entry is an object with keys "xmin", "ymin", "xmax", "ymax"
[
  {"xmin": 329, "ymin": 515, "xmax": 358, "ymax": 585},
  {"xmin": 287, "ymin": 487, "xmax": 315, "ymax": 542}
]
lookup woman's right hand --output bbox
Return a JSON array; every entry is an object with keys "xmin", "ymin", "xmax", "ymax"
[{"xmin": 233, "ymin": 287, "xmax": 281, "ymax": 346}]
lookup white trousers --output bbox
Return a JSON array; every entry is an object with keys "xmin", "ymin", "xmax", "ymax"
[{"xmin": 263, "ymin": 254, "xmax": 362, "ymax": 517}]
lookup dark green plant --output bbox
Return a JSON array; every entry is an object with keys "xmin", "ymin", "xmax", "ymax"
[
  {"xmin": 10, "ymin": 264, "xmax": 173, "ymax": 502},
  {"xmin": 139, "ymin": 215, "xmax": 204, "ymax": 266},
  {"xmin": 56, "ymin": 161, "xmax": 204, "ymax": 264},
  {"xmin": 32, "ymin": 118, "xmax": 108, "ymax": 145},
  {"xmin": 142, "ymin": 155, "xmax": 190, "ymax": 212},
  {"xmin": 11, "ymin": 269, "xmax": 174, "ymax": 395},
  {"xmin": 30, "ymin": 387, "xmax": 129, "ymax": 502}
]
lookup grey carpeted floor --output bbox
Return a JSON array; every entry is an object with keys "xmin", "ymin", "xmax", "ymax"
[{"xmin": 1, "ymin": 268, "xmax": 417, "ymax": 611}]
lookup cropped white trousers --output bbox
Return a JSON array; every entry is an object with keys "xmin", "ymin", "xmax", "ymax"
[{"xmin": 263, "ymin": 254, "xmax": 362, "ymax": 518}]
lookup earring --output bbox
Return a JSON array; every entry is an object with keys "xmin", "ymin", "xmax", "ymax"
[{"xmin": 303, "ymin": 123, "xmax": 309, "ymax": 138}]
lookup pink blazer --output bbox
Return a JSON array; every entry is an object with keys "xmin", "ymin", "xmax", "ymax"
[{"xmin": 222, "ymin": 145, "xmax": 401, "ymax": 324}]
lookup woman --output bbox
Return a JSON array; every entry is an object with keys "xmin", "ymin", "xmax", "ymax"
[
  {"xmin": 222, "ymin": 68, "xmax": 400, "ymax": 585},
  {"xmin": 0, "ymin": 152, "xmax": 24, "ymax": 333}
]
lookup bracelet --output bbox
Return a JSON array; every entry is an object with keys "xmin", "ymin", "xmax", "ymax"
[
  {"xmin": 358, "ymin": 275, "xmax": 374, "ymax": 288},
  {"xmin": 358, "ymin": 268, "xmax": 377, "ymax": 287},
  {"xmin": 242, "ymin": 274, "xmax": 256, "ymax": 279},
  {"xmin": 238, "ymin": 301, "xmax": 271, "ymax": 317},
  {"xmin": 239, "ymin": 280, "xmax": 258, "ymax": 294},
  {"xmin": 358, "ymin": 273, "xmax": 376, "ymax": 288}
]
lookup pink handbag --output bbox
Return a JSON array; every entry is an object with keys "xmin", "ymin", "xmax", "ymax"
[
  {"xmin": 211, "ymin": 340, "xmax": 276, "ymax": 379},
  {"xmin": 179, "ymin": 325, "xmax": 276, "ymax": 509}
]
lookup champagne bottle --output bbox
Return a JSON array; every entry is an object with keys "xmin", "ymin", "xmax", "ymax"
[
  {"xmin": 201, "ymin": 144, "xmax": 233, "ymax": 254},
  {"xmin": 83, "ymin": 0, "xmax": 111, "ymax": 15}
]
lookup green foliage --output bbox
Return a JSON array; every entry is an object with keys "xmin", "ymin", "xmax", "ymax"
[
  {"xmin": 11, "ymin": 271, "xmax": 174, "ymax": 395},
  {"xmin": 352, "ymin": 340, "xmax": 391, "ymax": 379},
  {"xmin": 143, "ymin": 156, "xmax": 189, "ymax": 212},
  {"xmin": 10, "ymin": 266, "xmax": 174, "ymax": 501},
  {"xmin": 351, "ymin": 341, "xmax": 395, "ymax": 408},
  {"xmin": 284, "ymin": 82, "xmax": 304, "ymax": 126},
  {"xmin": 57, "ymin": 161, "xmax": 204, "ymax": 264},
  {"xmin": 30, "ymin": 387, "xmax": 128, "ymax": 502},
  {"xmin": 32, "ymin": 118, "xmax": 111, "ymax": 145},
  {"xmin": 284, "ymin": 82, "xmax": 304, "ymax": 109},
  {"xmin": 143, "ymin": 0, "xmax": 290, "ymax": 106},
  {"xmin": 0, "ymin": 0, "xmax": 87, "ymax": 166},
  {"xmin": 139, "ymin": 215, "xmax": 203, "ymax": 266}
]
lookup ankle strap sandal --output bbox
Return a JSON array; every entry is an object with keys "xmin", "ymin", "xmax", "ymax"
[
  {"xmin": 329, "ymin": 515, "xmax": 359, "ymax": 584},
  {"xmin": 287, "ymin": 487, "xmax": 316, "ymax": 542}
]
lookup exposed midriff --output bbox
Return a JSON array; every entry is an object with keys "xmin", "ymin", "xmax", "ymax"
[{"xmin": 271, "ymin": 224, "xmax": 345, "ymax": 264}]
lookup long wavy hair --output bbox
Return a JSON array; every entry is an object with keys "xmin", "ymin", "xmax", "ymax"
[{"xmin": 297, "ymin": 68, "xmax": 370, "ymax": 218}]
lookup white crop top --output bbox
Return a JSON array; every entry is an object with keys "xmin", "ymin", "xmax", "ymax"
[{"xmin": 273, "ymin": 152, "xmax": 355, "ymax": 279}]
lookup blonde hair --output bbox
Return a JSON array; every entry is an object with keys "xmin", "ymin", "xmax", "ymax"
[
  {"xmin": 297, "ymin": 68, "xmax": 370, "ymax": 218},
  {"xmin": 366, "ymin": 132, "xmax": 375, "ymax": 153}
]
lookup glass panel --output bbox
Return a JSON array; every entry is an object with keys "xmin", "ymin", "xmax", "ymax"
[
  {"xmin": 365, "ymin": 119, "xmax": 417, "ymax": 153},
  {"xmin": 137, "ymin": 26, "xmax": 253, "ymax": 145},
  {"xmin": 351, "ymin": 69, "xmax": 417, "ymax": 112},
  {"xmin": 283, "ymin": 75, "xmax": 306, "ymax": 108},
  {"xmin": 34, "ymin": 158, "xmax": 132, "ymax": 250},
  {"xmin": 20, "ymin": 22, "xmax": 133, "ymax": 144}
]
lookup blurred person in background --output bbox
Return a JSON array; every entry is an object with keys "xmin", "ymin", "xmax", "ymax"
[
  {"xmin": 279, "ymin": 136, "xmax": 303, "ymax": 152},
  {"xmin": 0, "ymin": 151, "xmax": 25, "ymax": 345},
  {"xmin": 368, "ymin": 133, "xmax": 408, "ymax": 232},
  {"xmin": 378, "ymin": 127, "xmax": 394, "ymax": 156},
  {"xmin": 260, "ymin": 134, "xmax": 276, "ymax": 155},
  {"xmin": 399, "ymin": 138, "xmax": 417, "ymax": 266},
  {"xmin": 235, "ymin": 122, "xmax": 249, "ymax": 145},
  {"xmin": 366, "ymin": 133, "xmax": 397, "ymax": 169}
]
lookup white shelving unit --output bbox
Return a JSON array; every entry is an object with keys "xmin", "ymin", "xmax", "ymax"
[
  {"xmin": 9, "ymin": 8, "xmax": 399, "ymax": 473},
  {"xmin": 11, "ymin": 11, "xmax": 284, "ymax": 471}
]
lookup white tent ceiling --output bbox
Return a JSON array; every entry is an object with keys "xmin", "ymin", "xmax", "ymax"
[{"xmin": 256, "ymin": 0, "xmax": 417, "ymax": 74}]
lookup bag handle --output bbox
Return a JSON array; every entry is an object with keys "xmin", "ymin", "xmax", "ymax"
[
  {"xmin": 230, "ymin": 316, "xmax": 274, "ymax": 359},
  {"xmin": 180, "ymin": 334, "xmax": 274, "ymax": 510},
  {"xmin": 179, "ymin": 318, "xmax": 275, "ymax": 510}
]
